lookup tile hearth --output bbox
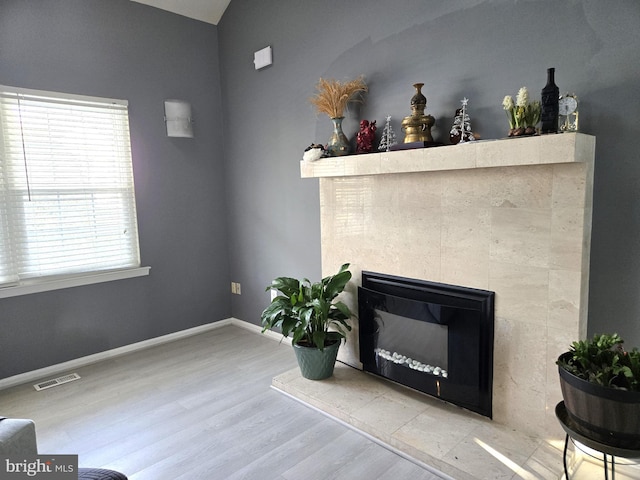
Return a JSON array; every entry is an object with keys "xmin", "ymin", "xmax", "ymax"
[{"xmin": 273, "ymin": 362, "xmax": 567, "ymax": 480}]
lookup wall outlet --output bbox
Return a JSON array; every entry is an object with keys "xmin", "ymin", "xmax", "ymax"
[
  {"xmin": 231, "ymin": 282, "xmax": 241, "ymax": 295},
  {"xmin": 236, "ymin": 283, "xmax": 241, "ymax": 295}
]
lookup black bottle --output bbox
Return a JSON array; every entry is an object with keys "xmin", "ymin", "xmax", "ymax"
[{"xmin": 540, "ymin": 67, "xmax": 559, "ymax": 134}]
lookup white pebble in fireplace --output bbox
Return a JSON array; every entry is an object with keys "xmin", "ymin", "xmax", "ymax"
[{"xmin": 375, "ymin": 349, "xmax": 448, "ymax": 377}]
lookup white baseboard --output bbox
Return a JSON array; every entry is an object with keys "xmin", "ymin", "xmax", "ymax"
[
  {"xmin": 230, "ymin": 317, "xmax": 291, "ymax": 345},
  {"xmin": 0, "ymin": 317, "xmax": 285, "ymax": 391}
]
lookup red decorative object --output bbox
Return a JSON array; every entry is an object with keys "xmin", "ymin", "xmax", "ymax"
[{"xmin": 356, "ymin": 119, "xmax": 377, "ymax": 154}]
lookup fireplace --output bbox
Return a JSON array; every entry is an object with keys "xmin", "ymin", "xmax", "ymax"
[
  {"xmin": 305, "ymin": 133, "xmax": 595, "ymax": 437},
  {"xmin": 358, "ymin": 271, "xmax": 495, "ymax": 418}
]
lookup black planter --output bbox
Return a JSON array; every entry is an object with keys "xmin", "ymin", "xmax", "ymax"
[{"xmin": 558, "ymin": 352, "xmax": 640, "ymax": 448}]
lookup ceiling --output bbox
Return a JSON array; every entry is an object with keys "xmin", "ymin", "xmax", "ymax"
[{"xmin": 130, "ymin": 0, "xmax": 231, "ymax": 25}]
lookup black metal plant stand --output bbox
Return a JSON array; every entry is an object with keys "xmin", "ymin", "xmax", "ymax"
[{"xmin": 556, "ymin": 402, "xmax": 640, "ymax": 479}]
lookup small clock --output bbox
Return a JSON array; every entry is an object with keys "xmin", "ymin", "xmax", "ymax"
[{"xmin": 558, "ymin": 93, "xmax": 579, "ymax": 132}]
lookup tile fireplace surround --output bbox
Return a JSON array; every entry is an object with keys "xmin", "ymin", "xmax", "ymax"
[{"xmin": 281, "ymin": 133, "xmax": 597, "ymax": 479}]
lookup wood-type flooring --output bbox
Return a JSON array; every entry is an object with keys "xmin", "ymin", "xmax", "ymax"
[{"xmin": 0, "ymin": 325, "xmax": 446, "ymax": 480}]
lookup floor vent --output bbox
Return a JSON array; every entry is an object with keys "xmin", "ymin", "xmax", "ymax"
[{"xmin": 33, "ymin": 373, "xmax": 81, "ymax": 391}]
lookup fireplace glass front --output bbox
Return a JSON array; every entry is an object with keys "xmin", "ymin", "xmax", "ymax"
[{"xmin": 358, "ymin": 271, "xmax": 495, "ymax": 418}]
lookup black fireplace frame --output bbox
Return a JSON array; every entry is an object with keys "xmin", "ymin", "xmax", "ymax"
[{"xmin": 358, "ymin": 271, "xmax": 495, "ymax": 418}]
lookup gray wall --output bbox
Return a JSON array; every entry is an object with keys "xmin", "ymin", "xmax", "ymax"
[
  {"xmin": 218, "ymin": 1, "xmax": 640, "ymax": 346},
  {"xmin": 1, "ymin": 0, "xmax": 639, "ymax": 381},
  {"xmin": 0, "ymin": 0, "xmax": 230, "ymax": 378}
]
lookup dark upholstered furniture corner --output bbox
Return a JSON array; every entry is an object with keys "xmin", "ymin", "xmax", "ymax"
[{"xmin": 78, "ymin": 468, "xmax": 128, "ymax": 480}]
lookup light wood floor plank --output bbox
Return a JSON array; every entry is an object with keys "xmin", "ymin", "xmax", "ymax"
[{"xmin": 0, "ymin": 325, "xmax": 445, "ymax": 480}]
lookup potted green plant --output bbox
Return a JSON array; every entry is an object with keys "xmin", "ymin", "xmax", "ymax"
[
  {"xmin": 261, "ymin": 263, "xmax": 354, "ymax": 380},
  {"xmin": 556, "ymin": 333, "xmax": 640, "ymax": 446}
]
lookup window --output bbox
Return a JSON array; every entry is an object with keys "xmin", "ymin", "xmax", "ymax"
[{"xmin": 0, "ymin": 86, "xmax": 145, "ymax": 295}]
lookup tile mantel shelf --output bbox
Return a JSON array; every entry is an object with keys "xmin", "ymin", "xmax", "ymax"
[{"xmin": 300, "ymin": 132, "xmax": 595, "ymax": 178}]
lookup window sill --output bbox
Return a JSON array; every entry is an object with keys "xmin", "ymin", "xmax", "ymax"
[{"xmin": 0, "ymin": 266, "xmax": 151, "ymax": 299}]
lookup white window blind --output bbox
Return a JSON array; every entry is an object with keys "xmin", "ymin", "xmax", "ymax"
[{"xmin": 0, "ymin": 86, "xmax": 141, "ymax": 288}]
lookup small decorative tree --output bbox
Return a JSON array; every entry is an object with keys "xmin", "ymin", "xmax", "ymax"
[
  {"xmin": 378, "ymin": 115, "xmax": 397, "ymax": 152},
  {"xmin": 449, "ymin": 97, "xmax": 475, "ymax": 144}
]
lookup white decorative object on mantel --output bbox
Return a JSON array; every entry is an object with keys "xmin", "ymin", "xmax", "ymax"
[
  {"xmin": 378, "ymin": 115, "xmax": 397, "ymax": 152},
  {"xmin": 450, "ymin": 97, "xmax": 476, "ymax": 144},
  {"xmin": 302, "ymin": 144, "xmax": 325, "ymax": 162}
]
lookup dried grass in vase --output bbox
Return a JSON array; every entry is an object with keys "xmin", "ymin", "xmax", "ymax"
[{"xmin": 309, "ymin": 76, "xmax": 368, "ymax": 119}]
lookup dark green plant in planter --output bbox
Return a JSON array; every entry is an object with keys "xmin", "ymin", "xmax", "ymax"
[
  {"xmin": 557, "ymin": 333, "xmax": 640, "ymax": 391},
  {"xmin": 261, "ymin": 263, "xmax": 354, "ymax": 380},
  {"xmin": 557, "ymin": 333, "xmax": 640, "ymax": 447}
]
